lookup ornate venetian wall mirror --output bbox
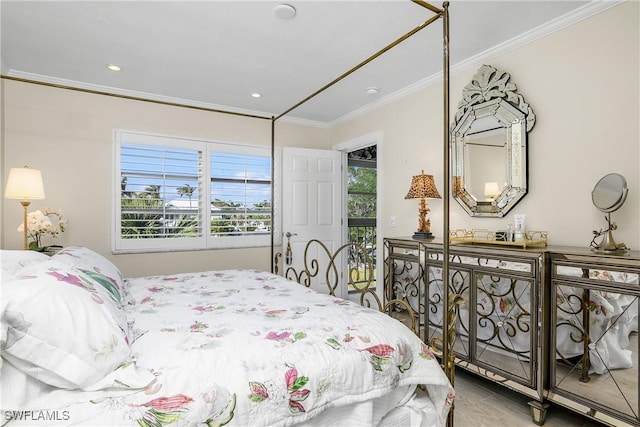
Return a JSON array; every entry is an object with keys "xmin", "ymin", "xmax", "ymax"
[{"xmin": 451, "ymin": 64, "xmax": 536, "ymax": 217}]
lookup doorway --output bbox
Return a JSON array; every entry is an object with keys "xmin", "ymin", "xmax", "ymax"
[
  {"xmin": 346, "ymin": 145, "xmax": 377, "ymax": 293},
  {"xmin": 280, "ymin": 132, "xmax": 382, "ymax": 299}
]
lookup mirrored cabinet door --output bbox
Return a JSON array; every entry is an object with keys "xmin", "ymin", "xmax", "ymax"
[
  {"xmin": 420, "ymin": 245, "xmax": 543, "ymax": 393},
  {"xmin": 550, "ymin": 253, "xmax": 640, "ymax": 426},
  {"xmin": 383, "ymin": 238, "xmax": 426, "ymax": 332},
  {"xmin": 424, "ymin": 262, "xmax": 472, "ymax": 361},
  {"xmin": 474, "ymin": 271, "xmax": 536, "ymax": 387}
]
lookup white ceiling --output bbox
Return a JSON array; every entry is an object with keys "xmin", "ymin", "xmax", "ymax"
[{"xmin": 1, "ymin": 1, "xmax": 613, "ymax": 126}]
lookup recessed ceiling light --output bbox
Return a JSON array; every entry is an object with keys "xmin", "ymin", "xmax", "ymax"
[
  {"xmin": 274, "ymin": 4, "xmax": 296, "ymax": 19},
  {"xmin": 366, "ymin": 87, "xmax": 379, "ymax": 95},
  {"xmin": 251, "ymin": 93, "xmax": 262, "ymax": 98},
  {"xmin": 107, "ymin": 64, "xmax": 121, "ymax": 72}
]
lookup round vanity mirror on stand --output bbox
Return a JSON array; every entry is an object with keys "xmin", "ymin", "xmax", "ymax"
[{"xmin": 590, "ymin": 173, "xmax": 629, "ymax": 253}]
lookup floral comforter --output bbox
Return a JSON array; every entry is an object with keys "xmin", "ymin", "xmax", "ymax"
[{"xmin": 8, "ymin": 269, "xmax": 453, "ymax": 426}]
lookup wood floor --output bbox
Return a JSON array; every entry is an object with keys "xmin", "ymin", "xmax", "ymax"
[{"xmin": 452, "ymin": 369, "xmax": 604, "ymax": 427}]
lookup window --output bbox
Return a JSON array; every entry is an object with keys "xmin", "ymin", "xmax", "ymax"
[{"xmin": 113, "ymin": 130, "xmax": 274, "ymax": 253}]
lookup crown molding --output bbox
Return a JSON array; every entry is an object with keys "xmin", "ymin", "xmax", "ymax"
[
  {"xmin": 450, "ymin": 0, "xmax": 624, "ymax": 74},
  {"xmin": 329, "ymin": 0, "xmax": 624, "ymax": 128},
  {"xmin": 5, "ymin": 1, "xmax": 623, "ymax": 130}
]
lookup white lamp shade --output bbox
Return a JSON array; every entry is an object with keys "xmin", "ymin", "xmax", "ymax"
[
  {"xmin": 484, "ymin": 182, "xmax": 500, "ymax": 197},
  {"xmin": 4, "ymin": 167, "xmax": 46, "ymax": 200}
]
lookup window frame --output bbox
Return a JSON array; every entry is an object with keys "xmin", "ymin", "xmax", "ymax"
[{"xmin": 113, "ymin": 130, "xmax": 278, "ymax": 253}]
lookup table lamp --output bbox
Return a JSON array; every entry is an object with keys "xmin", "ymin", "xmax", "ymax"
[
  {"xmin": 405, "ymin": 171, "xmax": 441, "ymax": 239},
  {"xmin": 4, "ymin": 166, "xmax": 46, "ymax": 249}
]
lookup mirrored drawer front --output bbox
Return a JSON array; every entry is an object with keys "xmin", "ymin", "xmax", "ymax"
[
  {"xmin": 424, "ymin": 251, "xmax": 535, "ymax": 275},
  {"xmin": 385, "ymin": 240, "xmax": 422, "ymax": 262},
  {"xmin": 397, "ymin": 248, "xmax": 421, "ymax": 261},
  {"xmin": 553, "ymin": 263, "xmax": 640, "ymax": 287}
]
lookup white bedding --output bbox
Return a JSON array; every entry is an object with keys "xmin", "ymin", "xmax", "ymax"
[{"xmin": 1, "ymin": 248, "xmax": 453, "ymax": 426}]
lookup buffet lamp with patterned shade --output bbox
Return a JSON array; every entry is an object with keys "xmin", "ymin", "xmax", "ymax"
[
  {"xmin": 4, "ymin": 166, "xmax": 46, "ymax": 250},
  {"xmin": 405, "ymin": 171, "xmax": 441, "ymax": 239}
]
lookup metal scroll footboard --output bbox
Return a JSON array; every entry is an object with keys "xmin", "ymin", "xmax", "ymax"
[
  {"xmin": 274, "ymin": 239, "xmax": 420, "ymax": 335},
  {"xmin": 275, "ymin": 238, "xmax": 462, "ymax": 427}
]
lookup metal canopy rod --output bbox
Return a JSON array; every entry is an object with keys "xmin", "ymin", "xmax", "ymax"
[
  {"xmin": 412, "ymin": 0, "xmax": 443, "ymax": 14},
  {"xmin": 440, "ymin": 3, "xmax": 454, "ymax": 427},
  {"xmin": 2, "ymin": 1, "xmax": 445, "ymax": 126},
  {"xmin": 274, "ymin": 1, "xmax": 443, "ymax": 121},
  {"xmin": 270, "ymin": 117, "xmax": 276, "ymax": 273},
  {"xmin": 0, "ymin": 75, "xmax": 273, "ymax": 121}
]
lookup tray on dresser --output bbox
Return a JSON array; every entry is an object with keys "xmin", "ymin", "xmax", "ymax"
[{"xmin": 450, "ymin": 229, "xmax": 548, "ymax": 248}]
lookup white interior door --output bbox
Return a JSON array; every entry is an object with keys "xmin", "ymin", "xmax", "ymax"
[{"xmin": 281, "ymin": 147, "xmax": 344, "ymax": 296}]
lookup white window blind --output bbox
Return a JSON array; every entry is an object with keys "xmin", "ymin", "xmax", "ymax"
[
  {"xmin": 113, "ymin": 130, "xmax": 274, "ymax": 253},
  {"xmin": 211, "ymin": 151, "xmax": 272, "ymax": 238}
]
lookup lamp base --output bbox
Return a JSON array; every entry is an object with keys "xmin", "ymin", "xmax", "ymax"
[{"xmin": 412, "ymin": 232, "xmax": 435, "ymax": 240}]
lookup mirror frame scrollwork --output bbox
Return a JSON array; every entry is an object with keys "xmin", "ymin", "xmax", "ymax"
[{"xmin": 451, "ymin": 64, "xmax": 536, "ymax": 217}]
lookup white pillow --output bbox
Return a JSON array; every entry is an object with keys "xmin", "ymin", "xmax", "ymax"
[
  {"xmin": 51, "ymin": 246, "xmax": 125, "ymax": 306},
  {"xmin": 0, "ymin": 250, "xmax": 49, "ymax": 280},
  {"xmin": 1, "ymin": 260, "xmax": 131, "ymax": 390}
]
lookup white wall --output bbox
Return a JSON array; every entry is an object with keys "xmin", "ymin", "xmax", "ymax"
[
  {"xmin": 331, "ymin": 1, "xmax": 640, "ymax": 250},
  {"xmin": 0, "ymin": 80, "xmax": 329, "ymax": 277}
]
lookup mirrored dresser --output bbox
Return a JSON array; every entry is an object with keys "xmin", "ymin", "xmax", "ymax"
[
  {"xmin": 384, "ymin": 237, "xmax": 640, "ymax": 426},
  {"xmin": 549, "ymin": 247, "xmax": 640, "ymax": 426}
]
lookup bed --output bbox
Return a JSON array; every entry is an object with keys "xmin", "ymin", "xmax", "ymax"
[
  {"xmin": 2, "ymin": 1, "xmax": 457, "ymax": 425},
  {"xmin": 1, "ymin": 246, "xmax": 453, "ymax": 426}
]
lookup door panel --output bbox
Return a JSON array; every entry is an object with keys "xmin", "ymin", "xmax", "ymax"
[{"xmin": 282, "ymin": 147, "xmax": 343, "ymax": 296}]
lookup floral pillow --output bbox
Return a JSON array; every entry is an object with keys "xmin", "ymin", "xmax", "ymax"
[
  {"xmin": 1, "ymin": 260, "xmax": 132, "ymax": 390},
  {"xmin": 51, "ymin": 246, "xmax": 125, "ymax": 306},
  {"xmin": 0, "ymin": 250, "xmax": 49, "ymax": 279}
]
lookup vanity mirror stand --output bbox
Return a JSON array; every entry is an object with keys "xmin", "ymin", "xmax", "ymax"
[{"xmin": 590, "ymin": 173, "xmax": 629, "ymax": 254}]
